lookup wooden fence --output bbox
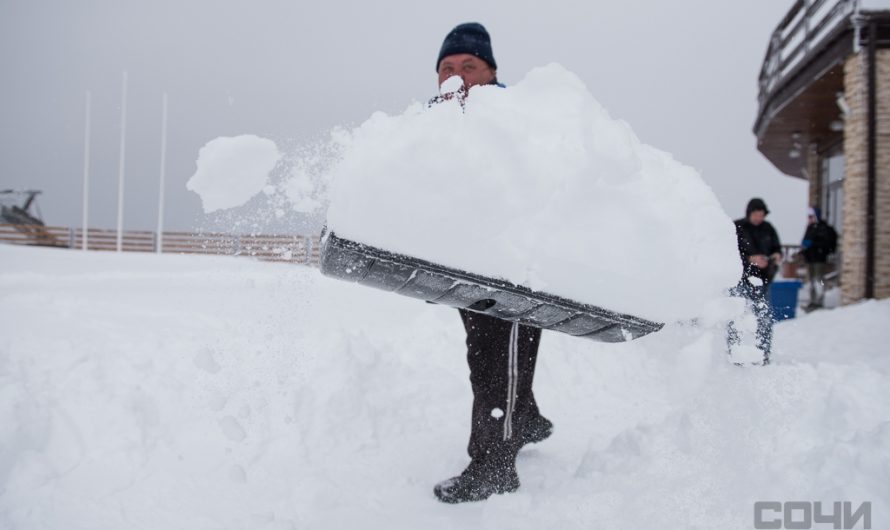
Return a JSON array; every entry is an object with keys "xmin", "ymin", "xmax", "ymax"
[
  {"xmin": 1, "ymin": 223, "xmax": 811, "ymax": 278},
  {"xmin": 0, "ymin": 223, "xmax": 321, "ymax": 266}
]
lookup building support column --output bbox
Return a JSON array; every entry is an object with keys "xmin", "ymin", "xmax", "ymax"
[
  {"xmin": 844, "ymin": 40, "xmax": 890, "ymax": 303},
  {"xmin": 866, "ymin": 22, "xmax": 877, "ymax": 298},
  {"xmin": 806, "ymin": 143, "xmax": 820, "ymax": 208}
]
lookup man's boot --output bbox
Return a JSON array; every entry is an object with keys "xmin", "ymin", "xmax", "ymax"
[
  {"xmin": 434, "ymin": 450, "xmax": 519, "ymax": 503},
  {"xmin": 519, "ymin": 415, "xmax": 553, "ymax": 447}
]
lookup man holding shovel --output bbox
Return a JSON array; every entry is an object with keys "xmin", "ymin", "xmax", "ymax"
[{"xmin": 430, "ymin": 22, "xmax": 553, "ymax": 504}]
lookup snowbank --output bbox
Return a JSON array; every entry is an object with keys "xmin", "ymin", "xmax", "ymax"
[
  {"xmin": 325, "ymin": 64, "xmax": 740, "ymax": 321},
  {"xmin": 1, "ymin": 245, "xmax": 887, "ymax": 530}
]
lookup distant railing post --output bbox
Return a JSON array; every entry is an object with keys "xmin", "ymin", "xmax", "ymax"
[
  {"xmin": 769, "ymin": 32, "xmax": 781, "ymax": 89},
  {"xmin": 82, "ymin": 90, "xmax": 91, "ymax": 251},
  {"xmin": 116, "ymin": 71, "xmax": 128, "ymax": 253},
  {"xmin": 68, "ymin": 227, "xmax": 75, "ymax": 249},
  {"xmin": 853, "ymin": 0, "xmax": 864, "ymax": 53},
  {"xmin": 805, "ymin": 0, "xmax": 813, "ymax": 54},
  {"xmin": 156, "ymin": 92, "xmax": 168, "ymax": 255}
]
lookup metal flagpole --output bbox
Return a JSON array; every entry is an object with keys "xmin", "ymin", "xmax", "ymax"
[
  {"xmin": 81, "ymin": 90, "xmax": 92, "ymax": 251},
  {"xmin": 116, "ymin": 71, "xmax": 128, "ymax": 252},
  {"xmin": 156, "ymin": 92, "xmax": 168, "ymax": 254}
]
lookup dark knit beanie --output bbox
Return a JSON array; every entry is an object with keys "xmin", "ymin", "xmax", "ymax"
[
  {"xmin": 746, "ymin": 197, "xmax": 770, "ymax": 216},
  {"xmin": 436, "ymin": 22, "xmax": 497, "ymax": 72}
]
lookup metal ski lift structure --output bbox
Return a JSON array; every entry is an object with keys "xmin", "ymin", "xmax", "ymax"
[{"xmin": 0, "ymin": 190, "xmax": 61, "ymax": 246}]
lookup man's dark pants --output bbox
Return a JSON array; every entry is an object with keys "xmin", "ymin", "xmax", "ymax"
[
  {"xmin": 728, "ymin": 279, "xmax": 774, "ymax": 364},
  {"xmin": 806, "ymin": 262, "xmax": 828, "ymax": 308},
  {"xmin": 459, "ymin": 309, "xmax": 542, "ymax": 460}
]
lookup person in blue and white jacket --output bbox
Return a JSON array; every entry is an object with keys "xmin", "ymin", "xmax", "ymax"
[{"xmin": 800, "ymin": 206, "xmax": 837, "ymax": 311}]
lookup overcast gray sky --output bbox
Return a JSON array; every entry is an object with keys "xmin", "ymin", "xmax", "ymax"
[{"xmin": 0, "ymin": 0, "xmax": 807, "ymax": 240}]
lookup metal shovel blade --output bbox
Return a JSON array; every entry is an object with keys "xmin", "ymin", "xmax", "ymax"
[{"xmin": 319, "ymin": 231, "xmax": 663, "ymax": 342}]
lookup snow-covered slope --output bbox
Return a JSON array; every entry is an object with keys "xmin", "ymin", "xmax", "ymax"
[{"xmin": 1, "ymin": 245, "xmax": 887, "ymax": 530}]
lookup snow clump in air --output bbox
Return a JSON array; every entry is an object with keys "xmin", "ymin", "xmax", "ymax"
[
  {"xmin": 187, "ymin": 135, "xmax": 282, "ymax": 213},
  {"xmin": 325, "ymin": 63, "xmax": 740, "ymax": 322}
]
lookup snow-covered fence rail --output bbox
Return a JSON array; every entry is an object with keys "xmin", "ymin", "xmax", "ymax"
[
  {"xmin": 0, "ymin": 223, "xmax": 321, "ymax": 266},
  {"xmin": 158, "ymin": 231, "xmax": 320, "ymax": 265},
  {"xmin": 0, "ymin": 223, "xmax": 69, "ymax": 248}
]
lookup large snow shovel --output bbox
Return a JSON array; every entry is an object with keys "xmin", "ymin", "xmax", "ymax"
[{"xmin": 319, "ymin": 231, "xmax": 663, "ymax": 342}]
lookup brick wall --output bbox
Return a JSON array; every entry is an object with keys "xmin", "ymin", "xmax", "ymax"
[
  {"xmin": 806, "ymin": 144, "xmax": 820, "ymax": 208},
  {"xmin": 842, "ymin": 52, "xmax": 868, "ymax": 303},
  {"xmin": 841, "ymin": 49, "xmax": 890, "ymax": 303},
  {"xmin": 878, "ymin": 50, "xmax": 890, "ymax": 300}
]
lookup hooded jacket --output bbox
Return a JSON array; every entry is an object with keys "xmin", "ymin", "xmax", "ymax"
[
  {"xmin": 801, "ymin": 217, "xmax": 837, "ymax": 264},
  {"xmin": 734, "ymin": 216, "xmax": 782, "ymax": 283}
]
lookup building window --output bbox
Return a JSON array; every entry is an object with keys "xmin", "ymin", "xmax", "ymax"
[{"xmin": 821, "ymin": 150, "xmax": 844, "ymax": 233}]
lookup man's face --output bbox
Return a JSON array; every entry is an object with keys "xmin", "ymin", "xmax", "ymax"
[
  {"xmin": 749, "ymin": 210, "xmax": 766, "ymax": 226},
  {"xmin": 437, "ymin": 54, "xmax": 495, "ymax": 90}
]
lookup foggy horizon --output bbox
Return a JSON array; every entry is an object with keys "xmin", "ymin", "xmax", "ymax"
[{"xmin": 0, "ymin": 0, "xmax": 808, "ymax": 240}]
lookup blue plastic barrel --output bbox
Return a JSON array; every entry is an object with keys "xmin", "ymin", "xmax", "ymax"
[{"xmin": 769, "ymin": 280, "xmax": 802, "ymax": 321}]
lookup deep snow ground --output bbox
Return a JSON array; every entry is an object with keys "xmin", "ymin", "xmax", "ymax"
[{"xmin": 1, "ymin": 245, "xmax": 887, "ymax": 530}]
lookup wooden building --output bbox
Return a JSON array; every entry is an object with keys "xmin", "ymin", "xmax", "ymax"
[{"xmin": 755, "ymin": 0, "xmax": 890, "ymax": 303}]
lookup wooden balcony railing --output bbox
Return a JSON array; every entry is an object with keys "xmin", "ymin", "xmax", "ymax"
[{"xmin": 757, "ymin": 0, "xmax": 859, "ymax": 110}]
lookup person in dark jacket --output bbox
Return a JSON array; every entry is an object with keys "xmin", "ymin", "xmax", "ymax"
[
  {"xmin": 430, "ymin": 22, "xmax": 553, "ymax": 504},
  {"xmin": 734, "ymin": 198, "xmax": 783, "ymax": 284},
  {"xmin": 729, "ymin": 198, "xmax": 782, "ymax": 364},
  {"xmin": 801, "ymin": 207, "xmax": 837, "ymax": 311}
]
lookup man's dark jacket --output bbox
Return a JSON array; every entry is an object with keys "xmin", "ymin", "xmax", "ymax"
[
  {"xmin": 801, "ymin": 220, "xmax": 837, "ymax": 264},
  {"xmin": 734, "ymin": 218, "xmax": 782, "ymax": 283}
]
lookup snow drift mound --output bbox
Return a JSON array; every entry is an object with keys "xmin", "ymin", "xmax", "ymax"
[
  {"xmin": 1, "ymin": 246, "xmax": 888, "ymax": 530},
  {"xmin": 326, "ymin": 64, "xmax": 739, "ymax": 322}
]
